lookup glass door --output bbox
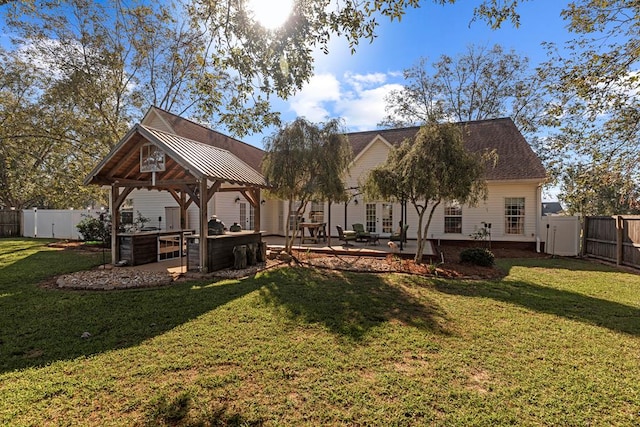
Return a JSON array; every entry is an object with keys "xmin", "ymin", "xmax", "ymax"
[
  {"xmin": 365, "ymin": 203, "xmax": 394, "ymax": 235},
  {"xmin": 365, "ymin": 203, "xmax": 376, "ymax": 233},
  {"xmin": 381, "ymin": 203, "xmax": 393, "ymax": 234}
]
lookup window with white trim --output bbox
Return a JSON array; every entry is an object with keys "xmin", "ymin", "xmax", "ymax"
[
  {"xmin": 444, "ymin": 202, "xmax": 462, "ymax": 234},
  {"xmin": 310, "ymin": 201, "xmax": 324, "ymax": 223},
  {"xmin": 505, "ymin": 197, "xmax": 525, "ymax": 235}
]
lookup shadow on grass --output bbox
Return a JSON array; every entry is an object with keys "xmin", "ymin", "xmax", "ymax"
[
  {"xmin": 1, "ymin": 245, "xmax": 449, "ymax": 373},
  {"xmin": 0, "ymin": 249, "xmax": 262, "ymax": 374},
  {"xmin": 432, "ymin": 275, "xmax": 640, "ymax": 336},
  {"xmin": 257, "ymin": 267, "xmax": 451, "ymax": 341},
  {"xmin": 496, "ymin": 256, "xmax": 635, "ymax": 277}
]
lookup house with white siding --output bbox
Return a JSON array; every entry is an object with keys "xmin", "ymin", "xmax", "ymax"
[{"xmin": 117, "ymin": 107, "xmax": 546, "ymax": 249}]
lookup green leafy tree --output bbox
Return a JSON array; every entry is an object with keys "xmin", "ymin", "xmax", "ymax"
[
  {"xmin": 2, "ymin": 0, "xmax": 530, "ymax": 135},
  {"xmin": 539, "ymin": 0, "xmax": 640, "ymax": 211},
  {"xmin": 262, "ymin": 117, "xmax": 352, "ymax": 254},
  {"xmin": 0, "ymin": 0, "xmax": 532, "ymax": 208},
  {"xmin": 560, "ymin": 163, "xmax": 640, "ymax": 216},
  {"xmin": 0, "ymin": 47, "xmax": 102, "ymax": 208},
  {"xmin": 0, "ymin": 0, "xmax": 229, "ymax": 208},
  {"xmin": 363, "ymin": 122, "xmax": 493, "ymax": 263}
]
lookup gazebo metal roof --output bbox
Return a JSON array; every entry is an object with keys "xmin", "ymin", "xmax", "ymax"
[{"xmin": 84, "ymin": 124, "xmax": 267, "ymax": 189}]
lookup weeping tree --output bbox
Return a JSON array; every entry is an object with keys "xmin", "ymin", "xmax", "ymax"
[
  {"xmin": 363, "ymin": 122, "xmax": 494, "ymax": 263},
  {"xmin": 262, "ymin": 117, "xmax": 352, "ymax": 254}
]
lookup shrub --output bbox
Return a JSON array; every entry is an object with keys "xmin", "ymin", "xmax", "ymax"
[
  {"xmin": 459, "ymin": 247, "xmax": 495, "ymax": 267},
  {"xmin": 76, "ymin": 215, "xmax": 111, "ymax": 242}
]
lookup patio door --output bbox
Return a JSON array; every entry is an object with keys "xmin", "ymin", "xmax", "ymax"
[
  {"xmin": 365, "ymin": 203, "xmax": 394, "ymax": 235},
  {"xmin": 240, "ymin": 202, "xmax": 255, "ymax": 231}
]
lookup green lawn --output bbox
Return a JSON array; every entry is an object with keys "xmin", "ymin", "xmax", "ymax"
[{"xmin": 1, "ymin": 238, "xmax": 639, "ymax": 426}]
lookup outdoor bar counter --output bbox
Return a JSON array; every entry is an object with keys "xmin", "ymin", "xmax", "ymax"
[
  {"xmin": 186, "ymin": 231, "xmax": 263, "ymax": 272},
  {"xmin": 117, "ymin": 229, "xmax": 193, "ymax": 266}
]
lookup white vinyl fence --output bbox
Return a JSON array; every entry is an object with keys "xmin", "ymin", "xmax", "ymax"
[
  {"xmin": 540, "ymin": 215, "xmax": 581, "ymax": 257},
  {"xmin": 22, "ymin": 209, "xmax": 103, "ymax": 240}
]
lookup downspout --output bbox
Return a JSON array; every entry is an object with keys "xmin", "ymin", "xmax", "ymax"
[{"xmin": 535, "ymin": 183, "xmax": 542, "ymax": 253}]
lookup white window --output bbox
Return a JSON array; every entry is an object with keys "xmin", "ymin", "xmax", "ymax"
[
  {"xmin": 505, "ymin": 197, "xmax": 525, "ymax": 235},
  {"xmin": 310, "ymin": 201, "xmax": 324, "ymax": 223},
  {"xmin": 444, "ymin": 202, "xmax": 462, "ymax": 234},
  {"xmin": 288, "ymin": 202, "xmax": 301, "ymax": 231}
]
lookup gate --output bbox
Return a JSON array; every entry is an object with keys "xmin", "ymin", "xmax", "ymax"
[{"xmin": 0, "ymin": 210, "xmax": 21, "ymax": 237}]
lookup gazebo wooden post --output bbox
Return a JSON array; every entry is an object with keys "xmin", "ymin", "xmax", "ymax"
[
  {"xmin": 253, "ymin": 189, "xmax": 261, "ymax": 231},
  {"xmin": 110, "ymin": 185, "xmax": 121, "ymax": 264},
  {"xmin": 198, "ymin": 178, "xmax": 209, "ymax": 273},
  {"xmin": 180, "ymin": 191, "xmax": 187, "ymax": 229}
]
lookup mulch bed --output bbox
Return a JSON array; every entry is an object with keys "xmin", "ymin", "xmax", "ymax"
[
  {"xmin": 290, "ymin": 245, "xmax": 543, "ymax": 280},
  {"xmin": 44, "ymin": 241, "xmax": 551, "ymax": 290}
]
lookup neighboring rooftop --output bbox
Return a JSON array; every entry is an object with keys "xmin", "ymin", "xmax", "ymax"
[{"xmin": 542, "ymin": 202, "xmax": 564, "ymax": 216}]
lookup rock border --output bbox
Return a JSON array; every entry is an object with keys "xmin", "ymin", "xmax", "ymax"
[{"xmin": 56, "ymin": 269, "xmax": 173, "ymax": 290}]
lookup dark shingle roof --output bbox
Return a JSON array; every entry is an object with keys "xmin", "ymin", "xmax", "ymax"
[
  {"xmin": 346, "ymin": 118, "xmax": 546, "ymax": 181},
  {"xmin": 136, "ymin": 110, "xmax": 544, "ymax": 182}
]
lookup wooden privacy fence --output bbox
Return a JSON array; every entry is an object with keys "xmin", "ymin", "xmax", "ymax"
[
  {"xmin": 0, "ymin": 210, "xmax": 21, "ymax": 237},
  {"xmin": 583, "ymin": 215, "xmax": 640, "ymax": 268}
]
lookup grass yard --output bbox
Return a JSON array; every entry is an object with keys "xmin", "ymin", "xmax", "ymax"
[{"xmin": 1, "ymin": 238, "xmax": 639, "ymax": 426}]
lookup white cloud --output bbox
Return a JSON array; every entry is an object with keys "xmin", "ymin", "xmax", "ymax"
[
  {"xmin": 343, "ymin": 71, "xmax": 387, "ymax": 92},
  {"xmin": 289, "ymin": 73, "xmax": 341, "ymax": 121},
  {"xmin": 288, "ymin": 71, "xmax": 404, "ymax": 130},
  {"xmin": 336, "ymin": 83, "xmax": 404, "ymax": 130}
]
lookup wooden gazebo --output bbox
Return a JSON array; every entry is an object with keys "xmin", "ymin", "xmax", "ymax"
[{"xmin": 84, "ymin": 123, "xmax": 268, "ymax": 272}]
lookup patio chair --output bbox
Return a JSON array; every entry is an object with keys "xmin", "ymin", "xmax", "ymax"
[
  {"xmin": 351, "ymin": 223, "xmax": 370, "ymax": 242},
  {"xmin": 389, "ymin": 224, "xmax": 409, "ymax": 243},
  {"xmin": 336, "ymin": 225, "xmax": 357, "ymax": 247}
]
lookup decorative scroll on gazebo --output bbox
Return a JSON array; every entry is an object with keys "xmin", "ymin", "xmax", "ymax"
[{"xmin": 84, "ymin": 123, "xmax": 269, "ymax": 273}]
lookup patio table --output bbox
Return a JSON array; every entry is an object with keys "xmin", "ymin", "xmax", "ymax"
[{"xmin": 299, "ymin": 222, "xmax": 327, "ymax": 243}]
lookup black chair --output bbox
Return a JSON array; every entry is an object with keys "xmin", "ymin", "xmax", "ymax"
[
  {"xmin": 389, "ymin": 224, "xmax": 409, "ymax": 243},
  {"xmin": 336, "ymin": 225, "xmax": 357, "ymax": 247}
]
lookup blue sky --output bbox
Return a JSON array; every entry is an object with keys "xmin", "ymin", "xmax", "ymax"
[{"xmin": 244, "ymin": 0, "xmax": 572, "ymax": 147}]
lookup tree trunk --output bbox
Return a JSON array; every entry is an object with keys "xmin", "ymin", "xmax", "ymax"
[
  {"xmin": 415, "ymin": 201, "xmax": 440, "ymax": 263},
  {"xmin": 284, "ymin": 199, "xmax": 294, "ymax": 253}
]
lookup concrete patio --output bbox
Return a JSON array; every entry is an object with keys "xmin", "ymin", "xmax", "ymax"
[{"xmin": 262, "ymin": 235, "xmax": 433, "ymax": 258}]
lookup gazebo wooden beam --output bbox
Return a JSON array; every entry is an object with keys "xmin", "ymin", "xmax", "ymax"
[
  {"xmin": 180, "ymin": 185, "xmax": 198, "ymax": 209},
  {"xmin": 197, "ymin": 179, "xmax": 222, "ymax": 273},
  {"xmin": 115, "ymin": 178, "xmax": 198, "ymax": 187},
  {"xmin": 106, "ymin": 139, "xmax": 146, "ymax": 179},
  {"xmin": 110, "ymin": 185, "xmax": 133, "ymax": 264}
]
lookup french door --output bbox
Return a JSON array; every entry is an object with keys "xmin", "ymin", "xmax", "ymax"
[
  {"xmin": 239, "ymin": 202, "xmax": 255, "ymax": 230},
  {"xmin": 365, "ymin": 203, "xmax": 394, "ymax": 235}
]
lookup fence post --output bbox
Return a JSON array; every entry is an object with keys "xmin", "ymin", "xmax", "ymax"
[
  {"xmin": 616, "ymin": 215, "xmax": 623, "ymax": 266},
  {"xmin": 581, "ymin": 216, "xmax": 587, "ymax": 257}
]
